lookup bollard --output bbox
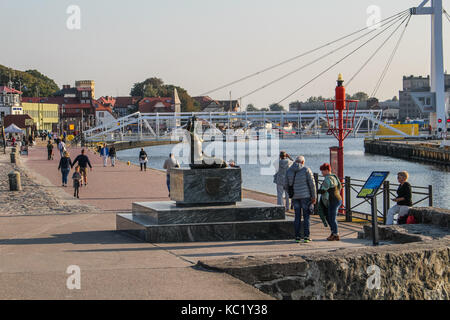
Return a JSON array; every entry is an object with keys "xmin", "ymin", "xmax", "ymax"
[
  {"xmin": 10, "ymin": 152, "xmax": 16, "ymax": 164},
  {"xmin": 8, "ymin": 171, "xmax": 22, "ymax": 191}
]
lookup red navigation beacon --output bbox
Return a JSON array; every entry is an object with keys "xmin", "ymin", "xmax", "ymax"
[{"xmin": 323, "ymin": 74, "xmax": 359, "ymax": 214}]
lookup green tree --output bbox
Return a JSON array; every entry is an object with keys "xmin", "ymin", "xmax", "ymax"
[
  {"xmin": 351, "ymin": 92, "xmax": 369, "ymax": 101},
  {"xmin": 269, "ymin": 103, "xmax": 284, "ymax": 111},
  {"xmin": 246, "ymin": 104, "xmax": 258, "ymax": 111}
]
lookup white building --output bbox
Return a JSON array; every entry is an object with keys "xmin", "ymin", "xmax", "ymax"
[{"xmin": 0, "ymin": 84, "xmax": 23, "ymax": 122}]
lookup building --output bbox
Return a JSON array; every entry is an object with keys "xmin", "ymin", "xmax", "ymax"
[
  {"xmin": 92, "ymin": 100, "xmax": 116, "ymax": 126},
  {"xmin": 399, "ymin": 74, "xmax": 450, "ymax": 121},
  {"xmin": 75, "ymin": 80, "xmax": 95, "ymax": 99},
  {"xmin": 193, "ymin": 96, "xmax": 240, "ymax": 112},
  {"xmin": 21, "ymin": 102, "xmax": 59, "ymax": 131},
  {"xmin": 138, "ymin": 97, "xmax": 174, "ymax": 113},
  {"xmin": 3, "ymin": 114, "xmax": 34, "ymax": 137},
  {"xmin": 113, "ymin": 96, "xmax": 141, "ymax": 117},
  {"xmin": 0, "ymin": 84, "xmax": 22, "ymax": 122}
]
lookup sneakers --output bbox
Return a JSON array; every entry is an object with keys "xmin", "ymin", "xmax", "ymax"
[
  {"xmin": 327, "ymin": 234, "xmax": 340, "ymax": 241},
  {"xmin": 303, "ymin": 238, "xmax": 312, "ymax": 243},
  {"xmin": 295, "ymin": 237, "xmax": 301, "ymax": 243}
]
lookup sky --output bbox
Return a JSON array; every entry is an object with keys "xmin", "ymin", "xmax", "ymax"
[{"xmin": 0, "ymin": 0, "xmax": 449, "ymax": 109}]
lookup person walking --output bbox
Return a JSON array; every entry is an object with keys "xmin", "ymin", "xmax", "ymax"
[
  {"xmin": 386, "ymin": 171, "xmax": 412, "ymax": 225},
  {"xmin": 163, "ymin": 153, "xmax": 180, "ymax": 195},
  {"xmin": 72, "ymin": 149, "xmax": 93, "ymax": 186},
  {"xmin": 58, "ymin": 151, "xmax": 72, "ymax": 187},
  {"xmin": 57, "ymin": 139, "xmax": 66, "ymax": 158},
  {"xmin": 318, "ymin": 163, "xmax": 342, "ymax": 241},
  {"xmin": 109, "ymin": 145, "xmax": 116, "ymax": 167},
  {"xmin": 72, "ymin": 166, "xmax": 82, "ymax": 198},
  {"xmin": 100, "ymin": 144, "xmax": 109, "ymax": 167},
  {"xmin": 46, "ymin": 140, "xmax": 54, "ymax": 160},
  {"xmin": 274, "ymin": 151, "xmax": 293, "ymax": 212},
  {"xmin": 286, "ymin": 156, "xmax": 316, "ymax": 243},
  {"xmin": 139, "ymin": 148, "xmax": 148, "ymax": 171}
]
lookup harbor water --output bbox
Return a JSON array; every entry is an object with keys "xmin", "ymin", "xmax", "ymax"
[{"xmin": 116, "ymin": 137, "xmax": 449, "ymax": 210}]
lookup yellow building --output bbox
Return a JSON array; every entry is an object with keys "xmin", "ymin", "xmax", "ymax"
[
  {"xmin": 75, "ymin": 80, "xmax": 95, "ymax": 99},
  {"xmin": 21, "ymin": 102, "xmax": 59, "ymax": 131}
]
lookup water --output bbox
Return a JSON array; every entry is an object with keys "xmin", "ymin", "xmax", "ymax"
[{"xmin": 116, "ymin": 137, "xmax": 449, "ymax": 209}]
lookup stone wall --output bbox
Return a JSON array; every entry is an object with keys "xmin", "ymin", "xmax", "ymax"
[{"xmin": 198, "ymin": 207, "xmax": 450, "ymax": 300}]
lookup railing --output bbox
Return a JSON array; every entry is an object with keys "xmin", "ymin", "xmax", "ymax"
[{"xmin": 313, "ymin": 173, "xmax": 433, "ymax": 224}]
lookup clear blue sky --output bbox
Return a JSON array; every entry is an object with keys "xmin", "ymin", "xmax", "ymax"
[{"xmin": 1, "ymin": 0, "xmax": 448, "ymax": 108}]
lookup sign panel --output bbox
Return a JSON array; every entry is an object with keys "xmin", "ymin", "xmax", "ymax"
[
  {"xmin": 329, "ymin": 146, "xmax": 339, "ymax": 175},
  {"xmin": 69, "ymin": 124, "xmax": 75, "ymax": 131},
  {"xmin": 357, "ymin": 171, "xmax": 389, "ymax": 199}
]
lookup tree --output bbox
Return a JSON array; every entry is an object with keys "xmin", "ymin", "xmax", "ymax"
[
  {"xmin": 351, "ymin": 92, "xmax": 369, "ymax": 101},
  {"xmin": 246, "ymin": 104, "xmax": 258, "ymax": 111},
  {"xmin": 269, "ymin": 103, "xmax": 284, "ymax": 111},
  {"xmin": 392, "ymin": 96, "xmax": 398, "ymax": 101}
]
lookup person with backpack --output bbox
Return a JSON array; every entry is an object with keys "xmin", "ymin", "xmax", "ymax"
[
  {"xmin": 286, "ymin": 156, "xmax": 316, "ymax": 243},
  {"xmin": 100, "ymin": 144, "xmax": 109, "ymax": 167},
  {"xmin": 318, "ymin": 163, "xmax": 342, "ymax": 241},
  {"xmin": 274, "ymin": 151, "xmax": 293, "ymax": 212}
]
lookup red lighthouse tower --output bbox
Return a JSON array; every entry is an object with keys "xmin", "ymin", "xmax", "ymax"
[{"xmin": 324, "ymin": 74, "xmax": 359, "ymax": 210}]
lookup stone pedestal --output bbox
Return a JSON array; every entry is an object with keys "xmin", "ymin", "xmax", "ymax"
[
  {"xmin": 170, "ymin": 168, "xmax": 241, "ymax": 205},
  {"xmin": 117, "ymin": 167, "xmax": 294, "ymax": 243}
]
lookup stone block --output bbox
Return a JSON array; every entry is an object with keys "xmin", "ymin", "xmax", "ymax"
[
  {"xmin": 169, "ymin": 167, "xmax": 241, "ymax": 205},
  {"xmin": 132, "ymin": 199, "xmax": 285, "ymax": 225}
]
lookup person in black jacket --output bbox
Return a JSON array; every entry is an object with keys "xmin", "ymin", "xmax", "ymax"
[
  {"xmin": 58, "ymin": 151, "xmax": 73, "ymax": 187},
  {"xmin": 139, "ymin": 148, "xmax": 148, "ymax": 171},
  {"xmin": 72, "ymin": 149, "xmax": 93, "ymax": 186},
  {"xmin": 386, "ymin": 171, "xmax": 412, "ymax": 225}
]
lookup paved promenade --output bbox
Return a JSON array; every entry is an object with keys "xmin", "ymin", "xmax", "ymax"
[{"xmin": 0, "ymin": 144, "xmax": 370, "ymax": 299}]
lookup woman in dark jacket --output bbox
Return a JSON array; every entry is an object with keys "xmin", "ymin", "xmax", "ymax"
[
  {"xmin": 386, "ymin": 171, "xmax": 412, "ymax": 225},
  {"xmin": 58, "ymin": 151, "xmax": 73, "ymax": 187},
  {"xmin": 139, "ymin": 148, "xmax": 148, "ymax": 171}
]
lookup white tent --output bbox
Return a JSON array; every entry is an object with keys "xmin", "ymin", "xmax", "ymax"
[{"xmin": 5, "ymin": 124, "xmax": 24, "ymax": 134}]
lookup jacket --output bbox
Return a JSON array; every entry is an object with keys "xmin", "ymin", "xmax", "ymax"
[
  {"xmin": 100, "ymin": 147, "xmax": 109, "ymax": 157},
  {"xmin": 318, "ymin": 174, "xmax": 342, "ymax": 208},
  {"xmin": 285, "ymin": 163, "xmax": 316, "ymax": 200},
  {"xmin": 58, "ymin": 157, "xmax": 72, "ymax": 170},
  {"xmin": 274, "ymin": 159, "xmax": 292, "ymax": 186},
  {"xmin": 72, "ymin": 154, "xmax": 92, "ymax": 169}
]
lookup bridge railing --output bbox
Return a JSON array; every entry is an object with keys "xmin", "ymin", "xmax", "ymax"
[{"xmin": 313, "ymin": 173, "xmax": 433, "ymax": 224}]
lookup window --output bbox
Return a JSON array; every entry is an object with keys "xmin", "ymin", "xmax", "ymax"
[{"xmin": 99, "ymin": 112, "xmax": 104, "ymax": 117}]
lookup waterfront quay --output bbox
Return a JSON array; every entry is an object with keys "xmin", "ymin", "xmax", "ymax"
[
  {"xmin": 0, "ymin": 143, "xmax": 370, "ymax": 299},
  {"xmin": 364, "ymin": 139, "xmax": 450, "ymax": 166}
]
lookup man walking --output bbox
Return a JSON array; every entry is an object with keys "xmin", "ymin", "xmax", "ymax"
[
  {"xmin": 286, "ymin": 156, "xmax": 317, "ymax": 243},
  {"xmin": 100, "ymin": 144, "xmax": 109, "ymax": 167},
  {"xmin": 163, "ymin": 153, "xmax": 180, "ymax": 196},
  {"xmin": 109, "ymin": 145, "xmax": 116, "ymax": 167},
  {"xmin": 46, "ymin": 140, "xmax": 54, "ymax": 160},
  {"xmin": 72, "ymin": 149, "xmax": 93, "ymax": 186}
]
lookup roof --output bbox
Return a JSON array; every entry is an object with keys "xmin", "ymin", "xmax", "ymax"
[
  {"xmin": 114, "ymin": 96, "xmax": 141, "ymax": 108},
  {"xmin": 0, "ymin": 86, "xmax": 22, "ymax": 95},
  {"xmin": 138, "ymin": 97, "xmax": 173, "ymax": 113},
  {"xmin": 3, "ymin": 114, "xmax": 33, "ymax": 129}
]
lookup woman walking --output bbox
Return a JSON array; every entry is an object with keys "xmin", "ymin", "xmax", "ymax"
[
  {"xmin": 58, "ymin": 151, "xmax": 73, "ymax": 187},
  {"xmin": 139, "ymin": 148, "xmax": 148, "ymax": 171},
  {"xmin": 318, "ymin": 163, "xmax": 342, "ymax": 241}
]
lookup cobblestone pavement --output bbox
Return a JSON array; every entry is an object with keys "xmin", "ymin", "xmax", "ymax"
[{"xmin": 0, "ymin": 148, "xmax": 102, "ymax": 216}]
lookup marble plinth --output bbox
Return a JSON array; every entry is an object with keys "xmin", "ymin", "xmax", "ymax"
[
  {"xmin": 169, "ymin": 167, "xmax": 241, "ymax": 205},
  {"xmin": 132, "ymin": 199, "xmax": 285, "ymax": 225},
  {"xmin": 117, "ymin": 214, "xmax": 295, "ymax": 243}
]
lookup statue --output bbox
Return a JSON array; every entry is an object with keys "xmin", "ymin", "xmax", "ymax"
[{"xmin": 186, "ymin": 116, "xmax": 227, "ymax": 169}]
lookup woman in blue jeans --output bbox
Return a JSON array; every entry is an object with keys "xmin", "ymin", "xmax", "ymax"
[
  {"xmin": 318, "ymin": 163, "xmax": 342, "ymax": 241},
  {"xmin": 58, "ymin": 151, "xmax": 73, "ymax": 187}
]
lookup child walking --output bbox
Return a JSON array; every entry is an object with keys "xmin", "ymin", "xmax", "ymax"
[{"xmin": 72, "ymin": 166, "xmax": 82, "ymax": 198}]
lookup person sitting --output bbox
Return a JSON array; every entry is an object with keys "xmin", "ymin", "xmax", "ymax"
[{"xmin": 386, "ymin": 171, "xmax": 412, "ymax": 225}]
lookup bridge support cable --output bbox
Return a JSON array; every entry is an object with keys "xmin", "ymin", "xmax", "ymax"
[
  {"xmin": 238, "ymin": 12, "xmax": 410, "ymax": 100},
  {"xmin": 199, "ymin": 9, "xmax": 410, "ymax": 97},
  {"xmin": 346, "ymin": 14, "xmax": 412, "ymax": 88},
  {"xmin": 276, "ymin": 13, "xmax": 411, "ymax": 105},
  {"xmin": 371, "ymin": 14, "xmax": 412, "ymax": 98}
]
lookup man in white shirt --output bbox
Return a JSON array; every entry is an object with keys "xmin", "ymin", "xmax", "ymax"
[{"xmin": 163, "ymin": 153, "xmax": 180, "ymax": 196}]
